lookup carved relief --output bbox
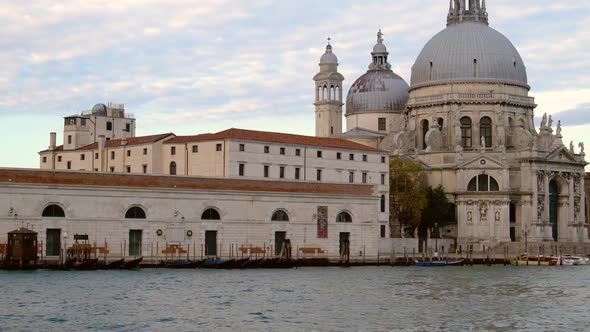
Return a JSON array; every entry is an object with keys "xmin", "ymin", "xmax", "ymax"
[
  {"xmin": 479, "ymin": 202, "xmax": 488, "ymax": 221},
  {"xmin": 574, "ymin": 197, "xmax": 581, "ymax": 222},
  {"xmin": 495, "ymin": 211, "xmax": 501, "ymax": 223},
  {"xmin": 574, "ymin": 173, "xmax": 581, "ymax": 195},
  {"xmin": 537, "ymin": 171, "xmax": 545, "ymax": 193},
  {"xmin": 537, "ymin": 195, "xmax": 545, "ymax": 221},
  {"xmin": 467, "ymin": 210, "xmax": 473, "ymax": 223}
]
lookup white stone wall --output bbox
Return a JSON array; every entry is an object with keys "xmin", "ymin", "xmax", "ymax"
[{"xmin": 0, "ymin": 182, "xmax": 382, "ymax": 259}]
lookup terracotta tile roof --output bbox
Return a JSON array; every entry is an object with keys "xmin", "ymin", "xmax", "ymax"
[
  {"xmin": 165, "ymin": 128, "xmax": 383, "ymax": 152},
  {"xmin": 39, "ymin": 145, "xmax": 64, "ymax": 153},
  {"xmin": 0, "ymin": 168, "xmax": 373, "ymax": 196},
  {"xmin": 77, "ymin": 133, "xmax": 175, "ymax": 150}
]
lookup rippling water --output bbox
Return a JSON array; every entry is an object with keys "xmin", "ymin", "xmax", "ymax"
[{"xmin": 0, "ymin": 266, "xmax": 589, "ymax": 331}]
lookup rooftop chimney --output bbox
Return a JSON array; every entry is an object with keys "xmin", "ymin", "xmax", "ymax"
[{"xmin": 49, "ymin": 132, "xmax": 56, "ymax": 150}]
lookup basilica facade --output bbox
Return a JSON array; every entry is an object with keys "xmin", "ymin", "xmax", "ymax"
[{"xmin": 314, "ymin": 0, "xmax": 588, "ymax": 247}]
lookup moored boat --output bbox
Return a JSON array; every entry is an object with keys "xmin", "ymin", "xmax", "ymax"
[
  {"xmin": 415, "ymin": 259, "xmax": 464, "ymax": 267},
  {"xmin": 121, "ymin": 257, "xmax": 143, "ymax": 269},
  {"xmin": 511, "ymin": 255, "xmax": 557, "ymax": 266}
]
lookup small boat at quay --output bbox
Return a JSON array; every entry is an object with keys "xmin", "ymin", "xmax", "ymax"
[
  {"xmin": 415, "ymin": 259, "xmax": 464, "ymax": 267},
  {"xmin": 511, "ymin": 255, "xmax": 557, "ymax": 266},
  {"xmin": 555, "ymin": 255, "xmax": 590, "ymax": 266},
  {"xmin": 120, "ymin": 257, "xmax": 143, "ymax": 269}
]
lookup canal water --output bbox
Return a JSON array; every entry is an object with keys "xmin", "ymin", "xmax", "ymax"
[{"xmin": 0, "ymin": 266, "xmax": 588, "ymax": 331}]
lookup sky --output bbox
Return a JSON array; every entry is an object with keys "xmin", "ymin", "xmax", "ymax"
[{"xmin": 1, "ymin": 0, "xmax": 589, "ymax": 168}]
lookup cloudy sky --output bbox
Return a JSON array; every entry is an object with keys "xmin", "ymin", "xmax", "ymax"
[{"xmin": 1, "ymin": 0, "xmax": 589, "ymax": 168}]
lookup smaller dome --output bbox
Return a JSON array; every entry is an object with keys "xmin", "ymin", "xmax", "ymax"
[
  {"xmin": 373, "ymin": 43, "xmax": 387, "ymax": 53},
  {"xmin": 320, "ymin": 44, "xmax": 338, "ymax": 65},
  {"xmin": 346, "ymin": 71, "xmax": 409, "ymax": 115},
  {"xmin": 91, "ymin": 103, "xmax": 107, "ymax": 115}
]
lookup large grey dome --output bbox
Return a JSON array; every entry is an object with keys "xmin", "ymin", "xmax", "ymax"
[
  {"xmin": 346, "ymin": 70, "xmax": 409, "ymax": 115},
  {"xmin": 411, "ymin": 22, "xmax": 528, "ymax": 88}
]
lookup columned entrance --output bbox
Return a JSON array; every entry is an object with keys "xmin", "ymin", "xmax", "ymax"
[{"xmin": 549, "ymin": 180, "xmax": 559, "ymax": 241}]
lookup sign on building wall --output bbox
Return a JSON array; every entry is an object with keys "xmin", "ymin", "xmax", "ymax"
[{"xmin": 317, "ymin": 206, "xmax": 328, "ymax": 238}]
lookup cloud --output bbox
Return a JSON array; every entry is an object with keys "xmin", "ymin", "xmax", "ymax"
[
  {"xmin": 549, "ymin": 103, "xmax": 590, "ymax": 127},
  {"xmin": 1, "ymin": 0, "xmax": 589, "ymax": 168}
]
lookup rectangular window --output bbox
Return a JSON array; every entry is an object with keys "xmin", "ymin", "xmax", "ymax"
[
  {"xmin": 42, "ymin": 156, "xmax": 47, "ymax": 163},
  {"xmin": 126, "ymin": 166, "xmax": 131, "ymax": 173},
  {"xmin": 349, "ymin": 153, "xmax": 354, "ymax": 161},
  {"xmin": 65, "ymin": 118, "xmax": 76, "ymax": 126},
  {"xmin": 80, "ymin": 154, "xmax": 85, "ymax": 160},
  {"xmin": 125, "ymin": 123, "xmax": 131, "ymax": 132},
  {"xmin": 362, "ymin": 172, "xmax": 367, "ymax": 184},
  {"xmin": 171, "ymin": 146, "xmax": 176, "ymax": 155},
  {"xmin": 111, "ymin": 151, "xmax": 115, "ymax": 160},
  {"xmin": 67, "ymin": 161, "xmax": 71, "ymax": 170},
  {"xmin": 58, "ymin": 156, "xmax": 62, "ymax": 162},
  {"xmin": 381, "ymin": 174, "xmax": 386, "ymax": 185},
  {"xmin": 45, "ymin": 229, "xmax": 61, "ymax": 256},
  {"xmin": 295, "ymin": 149, "xmax": 301, "ymax": 156},
  {"xmin": 316, "ymin": 169, "xmax": 322, "ymax": 181},
  {"xmin": 264, "ymin": 146, "xmax": 270, "ymax": 154},
  {"xmin": 378, "ymin": 118, "xmax": 386, "ymax": 131},
  {"xmin": 67, "ymin": 135, "xmax": 72, "ymax": 144},
  {"xmin": 95, "ymin": 153, "xmax": 99, "ymax": 159},
  {"xmin": 380, "ymin": 225, "xmax": 386, "ymax": 238},
  {"xmin": 381, "ymin": 156, "xmax": 386, "ymax": 163},
  {"xmin": 349, "ymin": 172, "xmax": 354, "ymax": 183},
  {"xmin": 239, "ymin": 163, "xmax": 245, "ymax": 176},
  {"xmin": 239, "ymin": 144, "xmax": 245, "ymax": 152},
  {"xmin": 192, "ymin": 145, "xmax": 198, "ymax": 153},
  {"xmin": 110, "ymin": 166, "xmax": 115, "ymax": 172},
  {"xmin": 216, "ymin": 144, "xmax": 222, "ymax": 151},
  {"xmin": 106, "ymin": 122, "xmax": 113, "ymax": 131},
  {"xmin": 126, "ymin": 150, "xmax": 131, "ymax": 157},
  {"xmin": 142, "ymin": 165, "xmax": 147, "ymax": 174},
  {"xmin": 295, "ymin": 168, "xmax": 300, "ymax": 180},
  {"xmin": 280, "ymin": 147, "xmax": 285, "ymax": 155},
  {"xmin": 264, "ymin": 165, "xmax": 269, "ymax": 178},
  {"xmin": 337, "ymin": 152, "xmax": 341, "ymax": 160},
  {"xmin": 317, "ymin": 151, "xmax": 322, "ymax": 158},
  {"xmin": 280, "ymin": 166, "xmax": 285, "ymax": 179},
  {"xmin": 143, "ymin": 148, "xmax": 148, "ymax": 155},
  {"xmin": 129, "ymin": 230, "xmax": 142, "ymax": 256},
  {"xmin": 363, "ymin": 155, "xmax": 368, "ymax": 162},
  {"xmin": 80, "ymin": 118, "xmax": 86, "ymax": 126}
]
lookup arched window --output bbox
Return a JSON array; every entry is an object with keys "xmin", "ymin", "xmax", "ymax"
[
  {"xmin": 42, "ymin": 204, "xmax": 65, "ymax": 218},
  {"xmin": 461, "ymin": 117, "xmax": 472, "ymax": 148},
  {"xmin": 318, "ymin": 86, "xmax": 322, "ymax": 101},
  {"xmin": 422, "ymin": 120, "xmax": 429, "ymax": 150},
  {"xmin": 202, "ymin": 208, "xmax": 221, "ymax": 220},
  {"xmin": 335, "ymin": 86, "xmax": 340, "ymax": 100},
  {"xmin": 330, "ymin": 85, "xmax": 335, "ymax": 100},
  {"xmin": 336, "ymin": 211, "xmax": 352, "ymax": 223},
  {"xmin": 480, "ymin": 117, "xmax": 492, "ymax": 148},
  {"xmin": 125, "ymin": 206, "xmax": 146, "ymax": 219},
  {"xmin": 437, "ymin": 118, "xmax": 444, "ymax": 131},
  {"xmin": 170, "ymin": 162, "xmax": 177, "ymax": 175},
  {"xmin": 323, "ymin": 86, "xmax": 327, "ymax": 101},
  {"xmin": 467, "ymin": 175, "xmax": 500, "ymax": 192},
  {"xmin": 380, "ymin": 195, "xmax": 386, "ymax": 213},
  {"xmin": 271, "ymin": 209, "xmax": 289, "ymax": 222}
]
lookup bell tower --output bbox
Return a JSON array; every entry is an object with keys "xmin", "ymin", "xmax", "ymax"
[{"xmin": 314, "ymin": 40, "xmax": 344, "ymax": 137}]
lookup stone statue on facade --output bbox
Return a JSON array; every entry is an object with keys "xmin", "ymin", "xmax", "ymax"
[
  {"xmin": 579, "ymin": 142, "xmax": 585, "ymax": 155},
  {"xmin": 454, "ymin": 113, "xmax": 463, "ymax": 151},
  {"xmin": 548, "ymin": 115, "xmax": 553, "ymax": 130},
  {"xmin": 570, "ymin": 141, "xmax": 575, "ymax": 153},
  {"xmin": 480, "ymin": 202, "xmax": 488, "ymax": 220},
  {"xmin": 496, "ymin": 125, "xmax": 505, "ymax": 148},
  {"xmin": 481, "ymin": 136, "xmax": 486, "ymax": 150},
  {"xmin": 540, "ymin": 113, "xmax": 547, "ymax": 129},
  {"xmin": 495, "ymin": 211, "xmax": 500, "ymax": 222},
  {"xmin": 556, "ymin": 120, "xmax": 562, "ymax": 137}
]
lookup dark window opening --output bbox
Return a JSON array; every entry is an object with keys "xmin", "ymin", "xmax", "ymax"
[
  {"xmin": 42, "ymin": 205, "xmax": 65, "ymax": 218},
  {"xmin": 216, "ymin": 144, "xmax": 222, "ymax": 151},
  {"xmin": 106, "ymin": 122, "xmax": 113, "ymax": 131},
  {"xmin": 271, "ymin": 210, "xmax": 289, "ymax": 222},
  {"xmin": 125, "ymin": 206, "xmax": 146, "ymax": 219},
  {"xmin": 170, "ymin": 161, "xmax": 177, "ymax": 175},
  {"xmin": 202, "ymin": 208, "xmax": 221, "ymax": 220},
  {"xmin": 378, "ymin": 118, "xmax": 386, "ymax": 131},
  {"xmin": 480, "ymin": 116, "xmax": 492, "ymax": 148},
  {"xmin": 336, "ymin": 212, "xmax": 352, "ymax": 223},
  {"xmin": 239, "ymin": 163, "xmax": 245, "ymax": 176},
  {"xmin": 264, "ymin": 165, "xmax": 269, "ymax": 178},
  {"xmin": 461, "ymin": 117, "xmax": 472, "ymax": 148}
]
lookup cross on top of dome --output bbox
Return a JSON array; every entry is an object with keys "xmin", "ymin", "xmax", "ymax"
[{"xmin": 447, "ymin": 0, "xmax": 489, "ymax": 26}]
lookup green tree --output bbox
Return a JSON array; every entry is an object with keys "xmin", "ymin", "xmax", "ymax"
[
  {"xmin": 419, "ymin": 185, "xmax": 452, "ymax": 249},
  {"xmin": 389, "ymin": 157, "xmax": 427, "ymax": 237}
]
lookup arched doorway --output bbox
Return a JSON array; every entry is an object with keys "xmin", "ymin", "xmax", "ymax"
[{"xmin": 549, "ymin": 180, "xmax": 559, "ymax": 241}]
